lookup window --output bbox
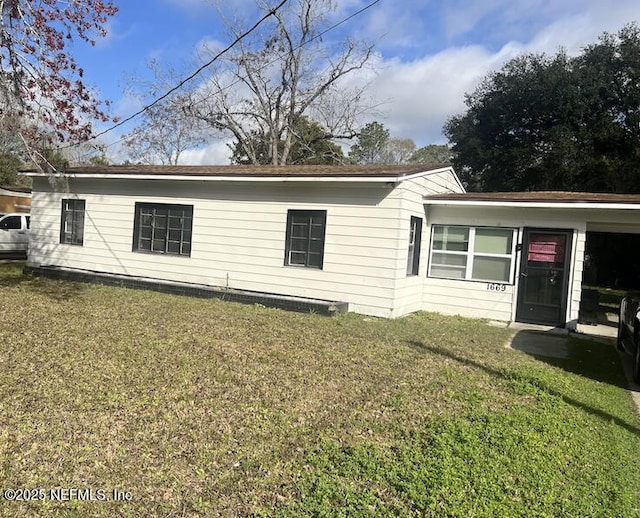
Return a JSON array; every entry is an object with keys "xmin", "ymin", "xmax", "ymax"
[
  {"xmin": 133, "ymin": 203, "xmax": 193, "ymax": 256},
  {"xmin": 407, "ymin": 216, "xmax": 422, "ymax": 276},
  {"xmin": 60, "ymin": 199, "xmax": 85, "ymax": 245},
  {"xmin": 0, "ymin": 215, "xmax": 21, "ymax": 230},
  {"xmin": 429, "ymin": 225, "xmax": 516, "ymax": 283},
  {"xmin": 284, "ymin": 210, "xmax": 326, "ymax": 269}
]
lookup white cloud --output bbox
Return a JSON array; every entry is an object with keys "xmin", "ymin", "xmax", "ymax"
[
  {"xmin": 178, "ymin": 140, "xmax": 232, "ymax": 165},
  {"xmin": 342, "ymin": 0, "xmax": 640, "ymax": 146},
  {"xmin": 344, "ymin": 44, "xmax": 523, "ymax": 145},
  {"xmin": 442, "ymin": 0, "xmax": 507, "ymax": 40},
  {"xmin": 108, "ymin": 0, "xmax": 640, "ymax": 160}
]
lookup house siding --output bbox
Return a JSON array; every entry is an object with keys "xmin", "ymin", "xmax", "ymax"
[
  {"xmin": 422, "ymin": 205, "xmax": 587, "ymax": 326},
  {"xmin": 392, "ymin": 169, "xmax": 466, "ymax": 317},
  {"xmin": 29, "ymin": 177, "xmax": 411, "ymax": 317}
]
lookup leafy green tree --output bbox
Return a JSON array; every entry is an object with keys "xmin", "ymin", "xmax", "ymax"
[
  {"xmin": 0, "ymin": 153, "xmax": 23, "ymax": 185},
  {"xmin": 575, "ymin": 24, "xmax": 640, "ymax": 193},
  {"xmin": 348, "ymin": 121, "xmax": 390, "ymax": 164},
  {"xmin": 0, "ymin": 127, "xmax": 26, "ymax": 185},
  {"xmin": 88, "ymin": 154, "xmax": 110, "ymax": 166},
  {"xmin": 445, "ymin": 24, "xmax": 640, "ymax": 193},
  {"xmin": 230, "ymin": 117, "xmax": 344, "ymax": 165},
  {"xmin": 410, "ymin": 144, "xmax": 453, "ymax": 165}
]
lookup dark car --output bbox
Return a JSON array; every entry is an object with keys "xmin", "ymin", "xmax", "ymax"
[{"xmin": 617, "ymin": 293, "xmax": 640, "ymax": 383}]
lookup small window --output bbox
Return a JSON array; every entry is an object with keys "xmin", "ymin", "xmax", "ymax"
[
  {"xmin": 429, "ymin": 225, "xmax": 516, "ymax": 283},
  {"xmin": 133, "ymin": 202, "xmax": 193, "ymax": 256},
  {"xmin": 60, "ymin": 199, "xmax": 85, "ymax": 245},
  {"xmin": 407, "ymin": 216, "xmax": 422, "ymax": 276},
  {"xmin": 284, "ymin": 210, "xmax": 327, "ymax": 269},
  {"xmin": 0, "ymin": 215, "xmax": 21, "ymax": 230}
]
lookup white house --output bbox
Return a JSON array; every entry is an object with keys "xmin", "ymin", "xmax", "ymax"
[
  {"xmin": 22, "ymin": 165, "xmax": 640, "ymax": 328},
  {"xmin": 22, "ymin": 164, "xmax": 464, "ymax": 319}
]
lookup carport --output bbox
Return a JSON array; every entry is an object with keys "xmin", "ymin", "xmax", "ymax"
[
  {"xmin": 422, "ymin": 192, "xmax": 640, "ymax": 329},
  {"xmin": 579, "ymin": 220, "xmax": 640, "ymax": 330}
]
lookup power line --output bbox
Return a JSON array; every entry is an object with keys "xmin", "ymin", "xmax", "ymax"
[
  {"xmin": 74, "ymin": 0, "xmax": 288, "ymax": 146},
  {"xmin": 74, "ymin": 0, "xmax": 383, "ymax": 158}
]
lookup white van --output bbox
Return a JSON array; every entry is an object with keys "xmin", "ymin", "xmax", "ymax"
[{"xmin": 0, "ymin": 213, "xmax": 30, "ymax": 256}]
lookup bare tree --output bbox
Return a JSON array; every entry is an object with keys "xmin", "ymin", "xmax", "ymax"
[
  {"xmin": 383, "ymin": 138, "xmax": 416, "ymax": 164},
  {"xmin": 187, "ymin": 0, "xmax": 375, "ymax": 165},
  {"xmin": 60, "ymin": 140, "xmax": 110, "ymax": 166},
  {"xmin": 122, "ymin": 99, "xmax": 207, "ymax": 165},
  {"xmin": 121, "ymin": 61, "xmax": 208, "ymax": 165}
]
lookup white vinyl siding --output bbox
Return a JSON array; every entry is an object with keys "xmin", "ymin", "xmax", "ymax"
[
  {"xmin": 422, "ymin": 277, "xmax": 515, "ymax": 321},
  {"xmin": 392, "ymin": 170, "xmax": 466, "ymax": 316},
  {"xmin": 28, "ymin": 178, "xmax": 407, "ymax": 318},
  {"xmin": 27, "ymin": 167, "xmax": 470, "ymax": 320}
]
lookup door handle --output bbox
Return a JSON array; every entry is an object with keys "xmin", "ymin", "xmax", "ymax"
[{"xmin": 520, "ymin": 272, "xmax": 528, "ymax": 277}]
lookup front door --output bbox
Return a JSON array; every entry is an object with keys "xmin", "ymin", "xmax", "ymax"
[{"xmin": 516, "ymin": 229, "xmax": 573, "ymax": 326}]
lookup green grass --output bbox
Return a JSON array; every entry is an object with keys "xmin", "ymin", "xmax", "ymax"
[{"xmin": 0, "ymin": 263, "xmax": 638, "ymax": 517}]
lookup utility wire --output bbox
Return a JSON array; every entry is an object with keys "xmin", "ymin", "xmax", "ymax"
[
  {"xmin": 83, "ymin": 0, "xmax": 288, "ymax": 144},
  {"xmin": 74, "ymin": 0, "xmax": 383, "ymax": 157}
]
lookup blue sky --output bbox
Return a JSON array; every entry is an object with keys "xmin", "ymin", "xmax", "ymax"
[{"xmin": 73, "ymin": 0, "xmax": 640, "ymax": 164}]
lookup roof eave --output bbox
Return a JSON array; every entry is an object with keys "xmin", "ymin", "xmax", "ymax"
[
  {"xmin": 21, "ymin": 171, "xmax": 409, "ymax": 183},
  {"xmin": 423, "ymin": 198, "xmax": 640, "ymax": 210},
  {"xmin": 21, "ymin": 167, "xmax": 457, "ymax": 183}
]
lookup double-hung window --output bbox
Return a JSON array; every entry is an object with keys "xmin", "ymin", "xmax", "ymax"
[
  {"xmin": 429, "ymin": 225, "xmax": 516, "ymax": 283},
  {"xmin": 133, "ymin": 203, "xmax": 193, "ymax": 256},
  {"xmin": 60, "ymin": 199, "xmax": 85, "ymax": 245},
  {"xmin": 407, "ymin": 216, "xmax": 422, "ymax": 276},
  {"xmin": 284, "ymin": 210, "xmax": 326, "ymax": 269}
]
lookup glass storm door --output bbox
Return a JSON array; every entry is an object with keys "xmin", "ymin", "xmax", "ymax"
[{"xmin": 516, "ymin": 229, "xmax": 573, "ymax": 326}]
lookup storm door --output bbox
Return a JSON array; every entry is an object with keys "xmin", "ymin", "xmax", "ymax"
[{"xmin": 515, "ymin": 229, "xmax": 573, "ymax": 326}]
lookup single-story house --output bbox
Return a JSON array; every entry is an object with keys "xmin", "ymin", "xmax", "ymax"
[
  {"xmin": 0, "ymin": 185, "xmax": 31, "ymax": 213},
  {"xmin": 21, "ymin": 164, "xmax": 464, "ymax": 318},
  {"xmin": 20, "ymin": 164, "xmax": 640, "ymax": 329}
]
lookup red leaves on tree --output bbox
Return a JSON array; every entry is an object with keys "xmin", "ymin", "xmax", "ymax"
[{"xmin": 0, "ymin": 0, "xmax": 118, "ymax": 143}]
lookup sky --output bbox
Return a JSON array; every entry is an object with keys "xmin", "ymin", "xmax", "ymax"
[{"xmin": 72, "ymin": 0, "xmax": 640, "ymax": 164}]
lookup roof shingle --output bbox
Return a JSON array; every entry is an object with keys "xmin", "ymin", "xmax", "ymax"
[
  {"xmin": 21, "ymin": 163, "xmax": 451, "ymax": 178},
  {"xmin": 425, "ymin": 191, "xmax": 640, "ymax": 204}
]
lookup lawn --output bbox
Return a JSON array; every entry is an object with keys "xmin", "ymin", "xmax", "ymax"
[{"xmin": 0, "ymin": 263, "xmax": 638, "ymax": 517}]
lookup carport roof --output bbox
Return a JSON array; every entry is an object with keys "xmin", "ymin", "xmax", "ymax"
[{"xmin": 424, "ymin": 191, "xmax": 640, "ymax": 209}]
